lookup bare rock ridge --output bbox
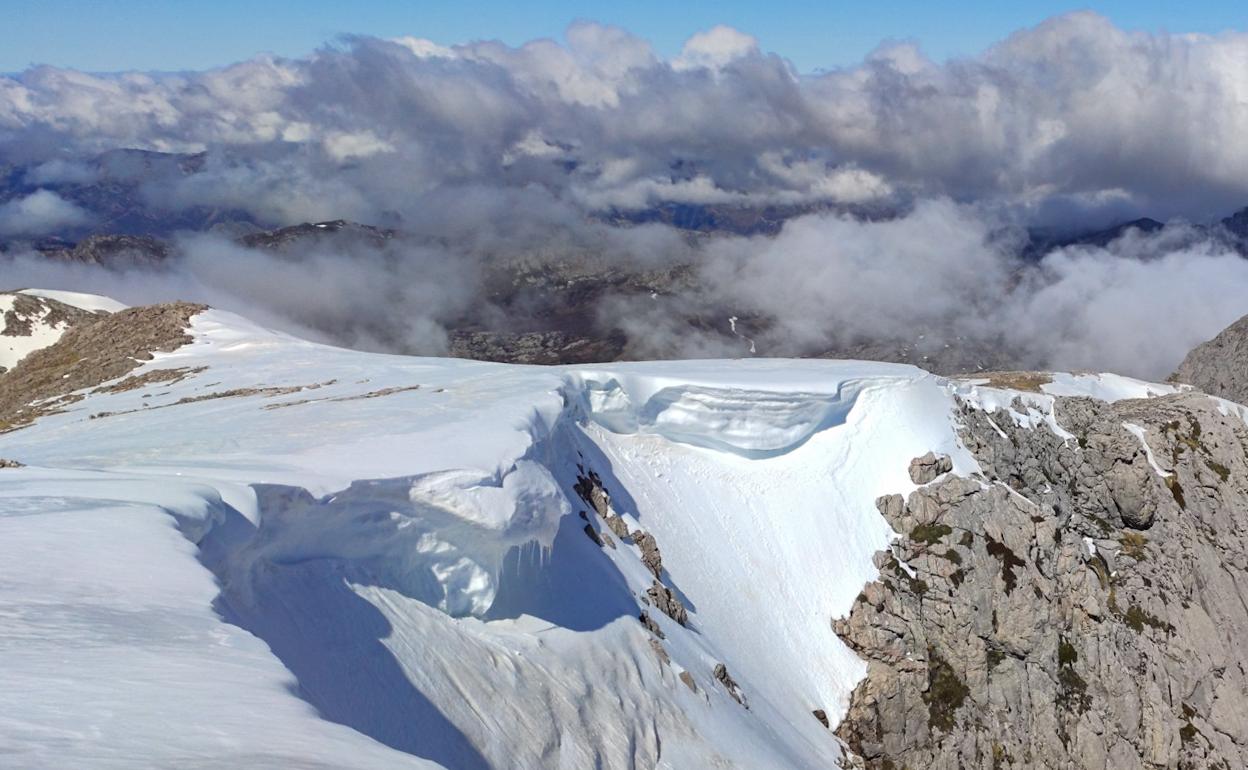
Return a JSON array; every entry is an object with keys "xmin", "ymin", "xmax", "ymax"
[
  {"xmin": 37, "ymin": 234, "xmax": 170, "ymax": 265},
  {"xmin": 835, "ymin": 391, "xmax": 1248, "ymax": 769},
  {"xmin": 0, "ymin": 291, "xmax": 105, "ymax": 374},
  {"xmin": 0, "ymin": 301, "xmax": 206, "ymax": 432},
  {"xmin": 1173, "ymin": 312, "xmax": 1248, "ymax": 405}
]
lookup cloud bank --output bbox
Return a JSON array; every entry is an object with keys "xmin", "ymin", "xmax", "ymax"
[{"xmin": 3, "ymin": 12, "xmax": 1248, "ymax": 378}]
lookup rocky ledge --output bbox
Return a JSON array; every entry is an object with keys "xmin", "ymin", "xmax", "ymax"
[{"xmin": 835, "ymin": 389, "xmax": 1248, "ymax": 769}]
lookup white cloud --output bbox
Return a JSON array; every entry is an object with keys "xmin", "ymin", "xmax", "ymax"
[
  {"xmin": 673, "ymin": 26, "xmax": 761, "ymax": 71},
  {"xmin": 0, "ymin": 190, "xmax": 92, "ymax": 236}
]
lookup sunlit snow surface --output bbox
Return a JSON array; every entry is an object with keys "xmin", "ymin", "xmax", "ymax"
[
  {"xmin": 18, "ymin": 288, "xmax": 130, "ymax": 313},
  {"xmin": 0, "ymin": 304, "xmax": 1176, "ymax": 769}
]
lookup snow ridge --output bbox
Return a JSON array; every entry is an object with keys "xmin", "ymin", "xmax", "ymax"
[{"xmin": 0, "ymin": 298, "xmax": 1189, "ymax": 769}]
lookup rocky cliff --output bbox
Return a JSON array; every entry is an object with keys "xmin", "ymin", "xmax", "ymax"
[
  {"xmin": 834, "ymin": 385, "xmax": 1248, "ymax": 769},
  {"xmin": 1173, "ymin": 314, "xmax": 1248, "ymax": 406}
]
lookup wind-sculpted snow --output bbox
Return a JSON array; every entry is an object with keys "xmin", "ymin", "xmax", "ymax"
[
  {"xmin": 210, "ymin": 467, "xmax": 569, "ymax": 618},
  {"xmin": 567, "ymin": 360, "xmax": 919, "ymax": 457},
  {"xmin": 570, "ymin": 378, "xmax": 861, "ymax": 457},
  {"xmin": 7, "ymin": 298, "xmax": 1168, "ymax": 768}
]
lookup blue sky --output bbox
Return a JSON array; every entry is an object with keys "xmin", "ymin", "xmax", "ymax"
[{"xmin": 4, "ymin": 0, "xmax": 1246, "ymax": 73}]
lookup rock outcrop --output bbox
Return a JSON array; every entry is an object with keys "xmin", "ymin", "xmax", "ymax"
[
  {"xmin": 1173, "ymin": 313, "xmax": 1248, "ymax": 405},
  {"xmin": 0, "ymin": 302, "xmax": 206, "ymax": 431},
  {"xmin": 39, "ymin": 234, "xmax": 169, "ymax": 265},
  {"xmin": 1, "ymin": 292, "xmax": 105, "ymax": 374},
  {"xmin": 908, "ymin": 451, "xmax": 953, "ymax": 484},
  {"xmin": 835, "ymin": 388, "xmax": 1248, "ymax": 769}
]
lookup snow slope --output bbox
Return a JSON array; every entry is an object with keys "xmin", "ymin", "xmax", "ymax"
[
  {"xmin": 0, "ymin": 299, "xmax": 1174, "ymax": 769},
  {"xmin": 17, "ymin": 288, "xmax": 129, "ymax": 313}
]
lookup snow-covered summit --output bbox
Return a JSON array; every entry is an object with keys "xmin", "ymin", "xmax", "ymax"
[{"xmin": 0, "ymin": 297, "xmax": 1183, "ymax": 769}]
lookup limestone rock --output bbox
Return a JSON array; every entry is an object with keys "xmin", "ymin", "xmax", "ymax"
[
  {"xmin": 909, "ymin": 452, "xmax": 953, "ymax": 484},
  {"xmin": 713, "ymin": 663, "xmax": 746, "ymax": 707},
  {"xmin": 836, "ymin": 391, "xmax": 1248, "ymax": 769},
  {"xmin": 646, "ymin": 581, "xmax": 688, "ymax": 626},
  {"xmin": 1172, "ymin": 313, "xmax": 1248, "ymax": 404},
  {"xmin": 633, "ymin": 530, "xmax": 664, "ymax": 578}
]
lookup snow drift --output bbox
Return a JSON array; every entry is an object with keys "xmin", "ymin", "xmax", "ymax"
[{"xmin": 0, "ymin": 294, "xmax": 1183, "ymax": 768}]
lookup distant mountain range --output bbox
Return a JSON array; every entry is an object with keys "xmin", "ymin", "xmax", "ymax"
[{"xmin": 4, "ymin": 149, "xmax": 1248, "ymax": 375}]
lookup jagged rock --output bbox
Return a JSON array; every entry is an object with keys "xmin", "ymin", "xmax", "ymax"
[
  {"xmin": 574, "ymin": 470, "xmax": 630, "ymax": 542},
  {"xmin": 908, "ymin": 452, "xmax": 953, "ymax": 484},
  {"xmin": 639, "ymin": 611, "xmax": 665, "ymax": 639},
  {"xmin": 1172, "ymin": 313, "xmax": 1248, "ymax": 404},
  {"xmin": 679, "ymin": 671, "xmax": 698, "ymax": 693},
  {"xmin": 574, "ymin": 470, "xmax": 612, "ymax": 518},
  {"xmin": 633, "ymin": 530, "xmax": 664, "ymax": 578},
  {"xmin": 603, "ymin": 514, "xmax": 631, "ymax": 542},
  {"xmin": 836, "ymin": 390, "xmax": 1248, "ymax": 769},
  {"xmin": 0, "ymin": 458, "xmax": 23, "ymax": 468},
  {"xmin": 713, "ymin": 663, "xmax": 746, "ymax": 707},
  {"xmin": 813, "ymin": 709, "xmax": 830, "ymax": 729},
  {"xmin": 39, "ymin": 234, "xmax": 170, "ymax": 266},
  {"xmin": 646, "ymin": 581, "xmax": 688, "ymax": 626}
]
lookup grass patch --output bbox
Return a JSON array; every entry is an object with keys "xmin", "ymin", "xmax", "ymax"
[
  {"xmin": 975, "ymin": 371, "xmax": 1053, "ymax": 392},
  {"xmin": 923, "ymin": 648, "xmax": 970, "ymax": 733},
  {"xmin": 1055, "ymin": 635, "xmax": 1090, "ymax": 714},
  {"xmin": 1089, "ymin": 556, "xmax": 1110, "ymax": 589},
  {"xmin": 1165, "ymin": 476, "xmax": 1187, "ymax": 510},
  {"xmin": 887, "ymin": 556, "xmax": 929, "ymax": 596},
  {"xmin": 1123, "ymin": 604, "xmax": 1172, "ymax": 634},
  {"xmin": 1180, "ymin": 722, "xmax": 1201, "ymax": 745},
  {"xmin": 1057, "ymin": 666, "xmax": 1091, "ymax": 715},
  {"xmin": 910, "ymin": 522, "xmax": 953, "ymax": 545},
  {"xmin": 1120, "ymin": 531, "xmax": 1148, "ymax": 561},
  {"xmin": 986, "ymin": 535, "xmax": 1026, "ymax": 594},
  {"xmin": 1058, "ymin": 638, "xmax": 1078, "ymax": 667}
]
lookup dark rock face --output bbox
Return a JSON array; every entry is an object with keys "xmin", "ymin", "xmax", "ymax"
[
  {"xmin": 835, "ymin": 391, "xmax": 1248, "ymax": 769},
  {"xmin": 448, "ymin": 329, "xmax": 626, "ymax": 366},
  {"xmin": 237, "ymin": 220, "xmax": 396, "ymax": 252},
  {"xmin": 38, "ymin": 234, "xmax": 169, "ymax": 265},
  {"xmin": 1172, "ymin": 313, "xmax": 1248, "ymax": 405},
  {"xmin": 713, "ymin": 663, "xmax": 747, "ymax": 707}
]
